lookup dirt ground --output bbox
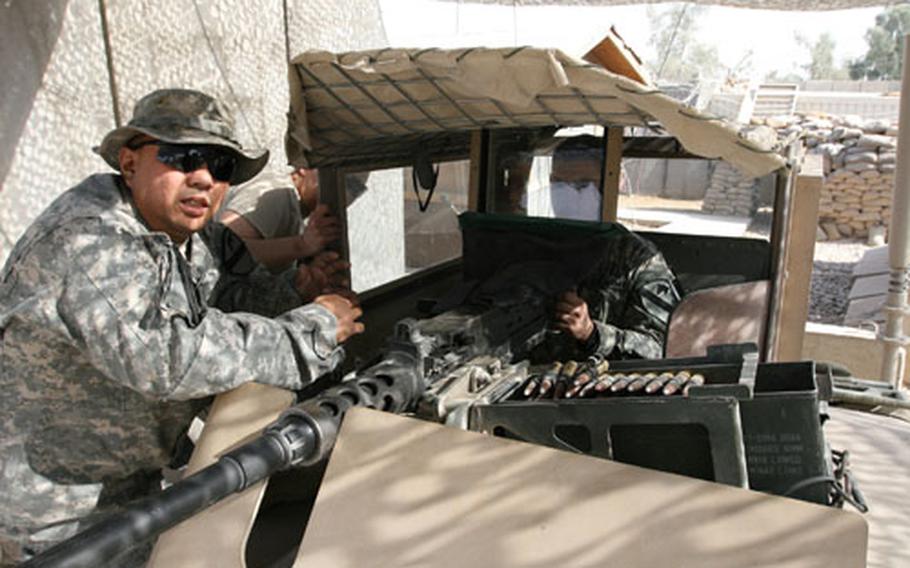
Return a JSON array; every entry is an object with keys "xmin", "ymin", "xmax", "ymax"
[{"xmin": 619, "ymin": 195, "xmax": 704, "ymax": 210}]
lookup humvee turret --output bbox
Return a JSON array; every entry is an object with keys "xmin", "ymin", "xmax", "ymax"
[{"xmin": 26, "ymin": 47, "xmax": 866, "ymax": 568}]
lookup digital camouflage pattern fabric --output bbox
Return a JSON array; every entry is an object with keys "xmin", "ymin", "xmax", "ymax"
[
  {"xmin": 578, "ymin": 231, "xmax": 681, "ymax": 360},
  {"xmin": 539, "ymin": 231, "xmax": 681, "ymax": 362},
  {"xmin": 0, "ymin": 174, "xmax": 342, "ymax": 555}
]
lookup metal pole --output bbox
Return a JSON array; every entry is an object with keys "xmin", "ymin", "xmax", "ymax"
[
  {"xmin": 97, "ymin": 0, "xmax": 121, "ymax": 128},
  {"xmin": 880, "ymin": 35, "xmax": 910, "ymax": 391}
]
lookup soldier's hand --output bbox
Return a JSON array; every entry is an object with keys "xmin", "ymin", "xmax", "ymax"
[
  {"xmin": 299, "ymin": 204, "xmax": 342, "ymax": 258},
  {"xmin": 294, "ymin": 263, "xmax": 324, "ymax": 302},
  {"xmin": 314, "ymin": 293, "xmax": 364, "ymax": 343},
  {"xmin": 310, "ymin": 250, "xmax": 350, "ymax": 290},
  {"xmin": 325, "ymin": 286, "xmax": 360, "ymax": 307},
  {"xmin": 295, "ymin": 252, "xmax": 350, "ymax": 301},
  {"xmin": 554, "ymin": 290, "xmax": 595, "ymax": 342}
]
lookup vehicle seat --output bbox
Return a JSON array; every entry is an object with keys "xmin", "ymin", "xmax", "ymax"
[{"xmin": 664, "ymin": 280, "xmax": 769, "ymax": 359}]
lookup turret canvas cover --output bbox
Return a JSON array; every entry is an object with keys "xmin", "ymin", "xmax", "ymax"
[{"xmin": 296, "ymin": 407, "xmax": 867, "ymax": 568}]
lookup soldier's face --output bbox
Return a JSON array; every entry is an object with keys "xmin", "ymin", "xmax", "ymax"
[
  {"xmin": 292, "ymin": 167, "xmax": 319, "ymax": 214},
  {"xmin": 119, "ymin": 140, "xmax": 229, "ymax": 242}
]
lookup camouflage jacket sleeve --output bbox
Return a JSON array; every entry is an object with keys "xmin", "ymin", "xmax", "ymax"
[
  {"xmin": 46, "ymin": 220, "xmax": 341, "ymax": 400},
  {"xmin": 582, "ymin": 253, "xmax": 681, "ymax": 361},
  {"xmin": 210, "ymin": 266, "xmax": 305, "ymax": 318},
  {"xmin": 199, "ymin": 222, "xmax": 305, "ymax": 317}
]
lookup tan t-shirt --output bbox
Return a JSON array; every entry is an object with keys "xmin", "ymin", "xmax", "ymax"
[{"xmin": 221, "ymin": 171, "xmax": 304, "ymax": 238}]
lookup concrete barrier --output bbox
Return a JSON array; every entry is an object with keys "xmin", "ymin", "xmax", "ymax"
[{"xmin": 802, "ymin": 321, "xmax": 909, "ymax": 388}]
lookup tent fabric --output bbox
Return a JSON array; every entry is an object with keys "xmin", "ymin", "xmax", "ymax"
[
  {"xmin": 437, "ymin": 0, "xmax": 885, "ymax": 10},
  {"xmin": 286, "ymin": 47, "xmax": 786, "ymax": 178}
]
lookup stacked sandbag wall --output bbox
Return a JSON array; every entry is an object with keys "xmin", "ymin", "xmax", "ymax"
[
  {"xmin": 816, "ymin": 126, "xmax": 897, "ymax": 241},
  {"xmin": 766, "ymin": 113, "xmax": 897, "ymax": 240},
  {"xmin": 701, "ymin": 161, "xmax": 761, "ymax": 217},
  {"xmin": 743, "ymin": 113, "xmax": 898, "ymax": 241}
]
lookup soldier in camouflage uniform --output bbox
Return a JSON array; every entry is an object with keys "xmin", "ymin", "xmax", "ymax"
[
  {"xmin": 0, "ymin": 89, "xmax": 363, "ymax": 564},
  {"xmin": 522, "ymin": 227, "xmax": 680, "ymax": 399},
  {"xmin": 553, "ymin": 229, "xmax": 681, "ymax": 362}
]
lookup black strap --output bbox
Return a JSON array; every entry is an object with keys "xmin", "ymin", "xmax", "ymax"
[
  {"xmin": 411, "ymin": 164, "xmax": 439, "ymax": 212},
  {"xmin": 173, "ymin": 243, "xmax": 207, "ymax": 328}
]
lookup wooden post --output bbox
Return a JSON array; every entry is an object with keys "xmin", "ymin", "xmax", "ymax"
[
  {"xmin": 601, "ymin": 126, "xmax": 623, "ymax": 222},
  {"xmin": 773, "ymin": 154, "xmax": 823, "ymax": 361},
  {"xmin": 318, "ymin": 168, "xmax": 351, "ymax": 284},
  {"xmin": 468, "ymin": 130, "xmax": 483, "ymax": 212}
]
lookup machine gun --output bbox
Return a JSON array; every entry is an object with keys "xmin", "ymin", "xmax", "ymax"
[
  {"xmin": 24, "ymin": 283, "xmax": 552, "ymax": 568},
  {"xmin": 25, "ymin": 274, "xmax": 865, "ymax": 567},
  {"xmin": 398, "ymin": 281, "xmax": 552, "ymax": 427}
]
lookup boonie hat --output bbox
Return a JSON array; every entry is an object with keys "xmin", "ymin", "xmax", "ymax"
[{"xmin": 96, "ymin": 89, "xmax": 268, "ymax": 184}]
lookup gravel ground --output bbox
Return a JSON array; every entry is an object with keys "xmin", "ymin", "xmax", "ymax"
[
  {"xmin": 746, "ymin": 207, "xmax": 872, "ymax": 327},
  {"xmin": 809, "ymin": 240, "xmax": 873, "ymax": 326}
]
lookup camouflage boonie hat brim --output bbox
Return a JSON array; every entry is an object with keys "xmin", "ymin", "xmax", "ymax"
[{"xmin": 96, "ymin": 89, "xmax": 268, "ymax": 185}]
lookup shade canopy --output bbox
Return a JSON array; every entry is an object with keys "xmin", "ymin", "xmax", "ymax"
[
  {"xmin": 436, "ymin": 0, "xmax": 886, "ymax": 10},
  {"xmin": 286, "ymin": 47, "xmax": 787, "ymax": 178}
]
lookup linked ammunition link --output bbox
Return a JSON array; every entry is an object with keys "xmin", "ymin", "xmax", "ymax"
[{"xmin": 518, "ymin": 358, "xmax": 706, "ymax": 400}]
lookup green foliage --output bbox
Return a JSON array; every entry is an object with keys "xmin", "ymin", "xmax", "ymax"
[
  {"xmin": 849, "ymin": 5, "xmax": 910, "ymax": 80},
  {"xmin": 794, "ymin": 32, "xmax": 849, "ymax": 80}
]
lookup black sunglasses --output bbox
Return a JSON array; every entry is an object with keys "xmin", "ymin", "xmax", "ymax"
[{"xmin": 128, "ymin": 140, "xmax": 238, "ymax": 183}]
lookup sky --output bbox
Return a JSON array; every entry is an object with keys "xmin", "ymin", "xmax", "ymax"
[{"xmin": 379, "ymin": 1, "xmax": 891, "ymax": 82}]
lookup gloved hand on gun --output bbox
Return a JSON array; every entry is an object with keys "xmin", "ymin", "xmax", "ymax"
[{"xmin": 554, "ymin": 289, "xmax": 595, "ymax": 343}]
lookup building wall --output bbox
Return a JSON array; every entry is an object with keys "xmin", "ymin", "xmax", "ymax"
[
  {"xmin": 623, "ymin": 159, "xmax": 712, "ymax": 201},
  {"xmin": 0, "ymin": 0, "xmax": 404, "ymax": 289},
  {"xmin": 795, "ymin": 94, "xmax": 899, "ymax": 123},
  {"xmin": 801, "ymin": 80, "xmax": 901, "ymax": 93}
]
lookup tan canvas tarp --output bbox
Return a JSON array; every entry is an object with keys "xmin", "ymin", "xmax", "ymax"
[
  {"xmin": 296, "ymin": 407, "xmax": 867, "ymax": 568},
  {"xmin": 149, "ymin": 402, "xmax": 868, "ymax": 567},
  {"xmin": 148, "ymin": 384, "xmax": 295, "ymax": 568},
  {"xmin": 287, "ymin": 47, "xmax": 786, "ymax": 178}
]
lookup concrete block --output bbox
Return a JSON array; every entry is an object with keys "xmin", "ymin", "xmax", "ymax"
[
  {"xmin": 347, "ymin": 168, "xmax": 405, "ymax": 291},
  {"xmin": 849, "ymin": 273, "xmax": 890, "ymax": 300},
  {"xmin": 844, "ymin": 294, "xmax": 886, "ymax": 326},
  {"xmin": 803, "ymin": 321, "xmax": 910, "ymax": 386},
  {"xmin": 853, "ymin": 245, "xmax": 889, "ymax": 278}
]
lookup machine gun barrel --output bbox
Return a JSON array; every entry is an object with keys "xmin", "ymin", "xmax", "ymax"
[{"xmin": 23, "ymin": 352, "xmax": 424, "ymax": 568}]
